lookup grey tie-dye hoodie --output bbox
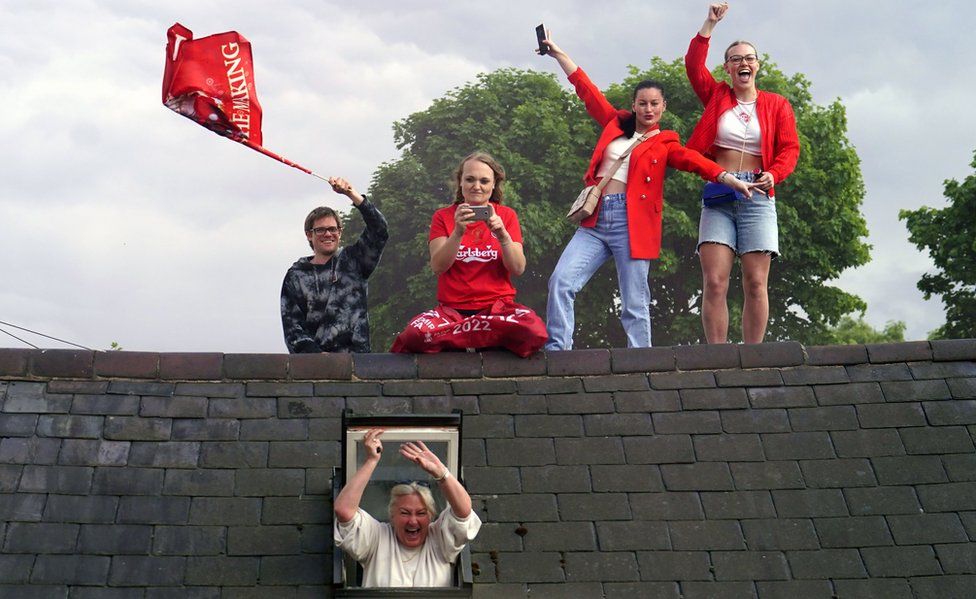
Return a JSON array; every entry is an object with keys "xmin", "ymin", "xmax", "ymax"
[{"xmin": 280, "ymin": 199, "xmax": 388, "ymax": 353}]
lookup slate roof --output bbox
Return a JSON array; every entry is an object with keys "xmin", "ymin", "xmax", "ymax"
[{"xmin": 0, "ymin": 339, "xmax": 975, "ymax": 597}]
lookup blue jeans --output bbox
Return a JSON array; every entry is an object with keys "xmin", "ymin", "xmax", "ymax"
[{"xmin": 546, "ymin": 194, "xmax": 651, "ymax": 350}]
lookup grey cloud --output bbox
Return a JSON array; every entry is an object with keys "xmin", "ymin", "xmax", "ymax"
[{"xmin": 0, "ymin": 0, "xmax": 971, "ymax": 350}]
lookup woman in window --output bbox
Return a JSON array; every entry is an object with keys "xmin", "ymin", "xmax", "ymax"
[{"xmin": 333, "ymin": 429, "xmax": 481, "ymax": 587}]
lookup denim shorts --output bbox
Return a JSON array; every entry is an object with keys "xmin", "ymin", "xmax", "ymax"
[{"xmin": 697, "ymin": 171, "xmax": 779, "ymax": 257}]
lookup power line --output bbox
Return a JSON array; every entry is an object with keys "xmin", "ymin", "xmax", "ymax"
[
  {"xmin": 0, "ymin": 326, "xmax": 39, "ymax": 349},
  {"xmin": 0, "ymin": 319, "xmax": 92, "ymax": 350}
]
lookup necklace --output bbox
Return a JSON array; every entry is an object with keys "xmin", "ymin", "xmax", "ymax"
[{"xmin": 734, "ymin": 98, "xmax": 756, "ymax": 173}]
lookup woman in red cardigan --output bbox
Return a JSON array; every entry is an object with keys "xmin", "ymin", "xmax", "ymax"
[
  {"xmin": 686, "ymin": 2, "xmax": 800, "ymax": 344},
  {"xmin": 539, "ymin": 33, "xmax": 754, "ymax": 350}
]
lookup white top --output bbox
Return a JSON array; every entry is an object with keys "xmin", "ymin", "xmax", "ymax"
[
  {"xmin": 596, "ymin": 132, "xmax": 642, "ymax": 184},
  {"xmin": 714, "ymin": 100, "xmax": 761, "ymax": 157},
  {"xmin": 334, "ymin": 507, "xmax": 482, "ymax": 588}
]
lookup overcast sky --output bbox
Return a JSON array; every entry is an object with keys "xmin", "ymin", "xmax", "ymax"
[{"xmin": 1, "ymin": 0, "xmax": 973, "ymax": 352}]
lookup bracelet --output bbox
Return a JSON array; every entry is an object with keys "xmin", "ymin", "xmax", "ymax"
[
  {"xmin": 434, "ymin": 468, "xmax": 451, "ymax": 482},
  {"xmin": 717, "ymin": 171, "xmax": 728, "ymax": 184}
]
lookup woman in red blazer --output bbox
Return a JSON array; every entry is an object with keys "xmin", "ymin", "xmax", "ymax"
[
  {"xmin": 686, "ymin": 2, "xmax": 800, "ymax": 344},
  {"xmin": 539, "ymin": 33, "xmax": 753, "ymax": 350}
]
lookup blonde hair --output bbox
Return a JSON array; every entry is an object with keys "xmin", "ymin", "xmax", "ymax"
[{"xmin": 388, "ymin": 483, "xmax": 437, "ymax": 518}]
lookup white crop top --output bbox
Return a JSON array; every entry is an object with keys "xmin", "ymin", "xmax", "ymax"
[
  {"xmin": 596, "ymin": 133, "xmax": 642, "ymax": 184},
  {"xmin": 714, "ymin": 100, "xmax": 761, "ymax": 156}
]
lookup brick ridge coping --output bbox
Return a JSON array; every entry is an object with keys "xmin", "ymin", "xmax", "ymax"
[{"xmin": 0, "ymin": 339, "xmax": 973, "ymax": 382}]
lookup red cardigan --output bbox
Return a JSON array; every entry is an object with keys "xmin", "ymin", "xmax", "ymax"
[
  {"xmin": 684, "ymin": 34, "xmax": 800, "ymax": 194},
  {"xmin": 569, "ymin": 68, "xmax": 724, "ymax": 260}
]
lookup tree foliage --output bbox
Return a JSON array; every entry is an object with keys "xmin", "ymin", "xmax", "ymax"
[
  {"xmin": 899, "ymin": 149, "xmax": 976, "ymax": 339},
  {"xmin": 827, "ymin": 314, "xmax": 906, "ymax": 345},
  {"xmin": 348, "ymin": 57, "xmax": 870, "ymax": 350}
]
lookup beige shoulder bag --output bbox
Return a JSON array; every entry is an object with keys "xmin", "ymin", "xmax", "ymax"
[{"xmin": 567, "ymin": 129, "xmax": 659, "ymax": 224}]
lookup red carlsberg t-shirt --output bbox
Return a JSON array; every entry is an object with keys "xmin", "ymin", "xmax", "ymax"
[{"xmin": 428, "ymin": 203, "xmax": 523, "ymax": 310}]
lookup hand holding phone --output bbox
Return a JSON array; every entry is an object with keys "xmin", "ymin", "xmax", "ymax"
[
  {"xmin": 468, "ymin": 205, "xmax": 491, "ymax": 221},
  {"xmin": 535, "ymin": 24, "xmax": 549, "ymax": 56}
]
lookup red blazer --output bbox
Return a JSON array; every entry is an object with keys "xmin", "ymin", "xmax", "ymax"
[
  {"xmin": 684, "ymin": 34, "xmax": 800, "ymax": 194},
  {"xmin": 569, "ymin": 68, "xmax": 723, "ymax": 260}
]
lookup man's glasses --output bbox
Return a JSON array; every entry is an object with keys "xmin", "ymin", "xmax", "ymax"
[
  {"xmin": 310, "ymin": 226, "xmax": 341, "ymax": 236},
  {"xmin": 726, "ymin": 54, "xmax": 758, "ymax": 65}
]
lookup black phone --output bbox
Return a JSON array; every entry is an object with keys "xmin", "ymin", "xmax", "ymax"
[
  {"xmin": 535, "ymin": 24, "xmax": 549, "ymax": 56},
  {"xmin": 469, "ymin": 205, "xmax": 491, "ymax": 221}
]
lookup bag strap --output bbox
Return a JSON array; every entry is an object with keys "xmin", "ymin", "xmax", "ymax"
[{"xmin": 593, "ymin": 129, "xmax": 660, "ymax": 194}]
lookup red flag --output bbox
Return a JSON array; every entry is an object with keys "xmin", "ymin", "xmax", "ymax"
[
  {"xmin": 390, "ymin": 299, "xmax": 548, "ymax": 358},
  {"xmin": 162, "ymin": 23, "xmax": 314, "ymax": 176}
]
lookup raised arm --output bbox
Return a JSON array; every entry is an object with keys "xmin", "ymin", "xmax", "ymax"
[
  {"xmin": 329, "ymin": 177, "xmax": 389, "ymax": 277},
  {"xmin": 538, "ymin": 31, "xmax": 619, "ymax": 127},
  {"xmin": 334, "ymin": 429, "xmax": 384, "ymax": 523},
  {"xmin": 686, "ymin": 4, "xmax": 729, "ymax": 105},
  {"xmin": 329, "ymin": 176, "xmax": 365, "ymax": 207},
  {"xmin": 537, "ymin": 33, "xmax": 577, "ymax": 77},
  {"xmin": 400, "ymin": 441, "xmax": 472, "ymax": 518}
]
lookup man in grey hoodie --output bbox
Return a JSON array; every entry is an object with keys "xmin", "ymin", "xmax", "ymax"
[{"xmin": 280, "ymin": 177, "xmax": 389, "ymax": 353}]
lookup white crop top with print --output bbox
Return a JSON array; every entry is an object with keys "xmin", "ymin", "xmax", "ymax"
[
  {"xmin": 596, "ymin": 132, "xmax": 642, "ymax": 185},
  {"xmin": 714, "ymin": 100, "xmax": 761, "ymax": 157}
]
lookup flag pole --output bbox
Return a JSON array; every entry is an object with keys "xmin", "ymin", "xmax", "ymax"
[{"xmin": 239, "ymin": 139, "xmax": 328, "ymax": 182}]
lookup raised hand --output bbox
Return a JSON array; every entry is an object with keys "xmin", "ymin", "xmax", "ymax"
[
  {"xmin": 328, "ymin": 176, "xmax": 353, "ymax": 195},
  {"xmin": 363, "ymin": 428, "xmax": 384, "ymax": 461},
  {"xmin": 401, "ymin": 440, "xmax": 473, "ymax": 518},
  {"xmin": 334, "ymin": 428, "xmax": 385, "ymax": 522},
  {"xmin": 700, "ymin": 2, "xmax": 729, "ymax": 36},
  {"xmin": 399, "ymin": 440, "xmax": 448, "ymax": 479},
  {"xmin": 328, "ymin": 176, "xmax": 364, "ymax": 206},
  {"xmin": 707, "ymin": 2, "xmax": 729, "ymax": 23},
  {"xmin": 537, "ymin": 34, "xmax": 563, "ymax": 58},
  {"xmin": 536, "ymin": 30, "xmax": 578, "ymax": 76}
]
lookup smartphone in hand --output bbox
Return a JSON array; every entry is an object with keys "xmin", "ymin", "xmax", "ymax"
[
  {"xmin": 535, "ymin": 24, "xmax": 549, "ymax": 55},
  {"xmin": 469, "ymin": 205, "xmax": 491, "ymax": 221}
]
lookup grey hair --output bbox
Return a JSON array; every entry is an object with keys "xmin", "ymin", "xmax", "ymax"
[{"xmin": 388, "ymin": 483, "xmax": 437, "ymax": 519}]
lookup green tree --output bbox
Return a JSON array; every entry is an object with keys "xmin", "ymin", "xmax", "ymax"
[
  {"xmin": 827, "ymin": 314, "xmax": 906, "ymax": 345},
  {"xmin": 346, "ymin": 68, "xmax": 604, "ymax": 349},
  {"xmin": 899, "ymin": 149, "xmax": 976, "ymax": 339},
  {"xmin": 349, "ymin": 57, "xmax": 870, "ymax": 350}
]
